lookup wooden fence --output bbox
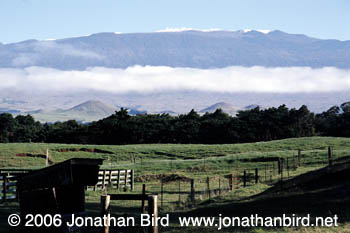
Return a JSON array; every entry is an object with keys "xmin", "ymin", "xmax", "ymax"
[
  {"xmin": 152, "ymin": 175, "xmax": 236, "ymax": 208},
  {"xmin": 146, "ymin": 168, "xmax": 279, "ymax": 208},
  {"xmin": 101, "ymin": 192, "xmax": 158, "ymax": 233},
  {"xmin": 0, "ymin": 168, "xmax": 135, "ymax": 202},
  {"xmin": 90, "ymin": 169, "xmax": 134, "ymax": 191},
  {"xmin": 0, "ymin": 170, "xmax": 31, "ymax": 202}
]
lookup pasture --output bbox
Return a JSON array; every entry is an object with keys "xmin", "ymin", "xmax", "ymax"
[{"xmin": 1, "ymin": 136, "xmax": 350, "ymax": 232}]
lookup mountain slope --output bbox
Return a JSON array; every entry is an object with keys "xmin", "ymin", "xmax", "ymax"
[
  {"xmin": 29, "ymin": 100, "xmax": 117, "ymax": 123},
  {"xmin": 200, "ymin": 102, "xmax": 240, "ymax": 115},
  {"xmin": 1, "ymin": 30, "xmax": 350, "ymax": 70},
  {"xmin": 200, "ymin": 102, "xmax": 264, "ymax": 115},
  {"xmin": 64, "ymin": 100, "xmax": 116, "ymax": 116}
]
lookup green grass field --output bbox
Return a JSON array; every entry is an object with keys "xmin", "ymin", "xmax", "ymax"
[
  {"xmin": 1, "ymin": 136, "xmax": 350, "ymax": 232},
  {"xmin": 1, "ymin": 136, "xmax": 349, "ymax": 171}
]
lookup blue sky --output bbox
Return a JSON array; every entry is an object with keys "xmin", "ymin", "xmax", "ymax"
[{"xmin": 0, "ymin": 0, "xmax": 349, "ymax": 43}]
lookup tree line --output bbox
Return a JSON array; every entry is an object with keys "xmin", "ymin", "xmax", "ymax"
[{"xmin": 0, "ymin": 103, "xmax": 349, "ymax": 144}]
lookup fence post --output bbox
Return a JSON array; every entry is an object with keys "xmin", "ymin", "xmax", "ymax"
[
  {"xmin": 298, "ymin": 150, "xmax": 302, "ymax": 167},
  {"xmin": 243, "ymin": 171, "xmax": 247, "ymax": 187},
  {"xmin": 255, "ymin": 168, "xmax": 259, "ymax": 184},
  {"xmin": 15, "ymin": 175, "xmax": 19, "ymax": 201},
  {"xmin": 190, "ymin": 179, "xmax": 195, "ymax": 205},
  {"xmin": 102, "ymin": 170, "xmax": 106, "ymax": 191},
  {"xmin": 148, "ymin": 195, "xmax": 158, "ymax": 233},
  {"xmin": 108, "ymin": 170, "xmax": 112, "ymax": 186},
  {"xmin": 278, "ymin": 159, "xmax": 281, "ymax": 174},
  {"xmin": 270, "ymin": 170, "xmax": 272, "ymax": 183},
  {"xmin": 130, "ymin": 170, "xmax": 134, "ymax": 191},
  {"xmin": 229, "ymin": 174, "xmax": 233, "ymax": 191},
  {"xmin": 264, "ymin": 165, "xmax": 267, "ymax": 182},
  {"xmin": 117, "ymin": 169, "xmax": 120, "ymax": 190},
  {"xmin": 124, "ymin": 170, "xmax": 128, "ymax": 191},
  {"xmin": 46, "ymin": 148, "xmax": 49, "ymax": 166},
  {"xmin": 161, "ymin": 179, "xmax": 164, "ymax": 208},
  {"xmin": 101, "ymin": 195, "xmax": 111, "ymax": 233},
  {"xmin": 293, "ymin": 155, "xmax": 296, "ymax": 170},
  {"xmin": 219, "ymin": 178, "xmax": 221, "ymax": 195},
  {"xmin": 280, "ymin": 159, "xmax": 284, "ymax": 175},
  {"xmin": 287, "ymin": 158, "xmax": 290, "ymax": 178},
  {"xmin": 280, "ymin": 163, "xmax": 284, "ymax": 191},
  {"xmin": 2, "ymin": 175, "xmax": 7, "ymax": 203},
  {"xmin": 141, "ymin": 184, "xmax": 146, "ymax": 212},
  {"xmin": 328, "ymin": 146, "xmax": 333, "ymax": 166},
  {"xmin": 206, "ymin": 177, "xmax": 210, "ymax": 199},
  {"xmin": 178, "ymin": 180, "xmax": 181, "ymax": 205}
]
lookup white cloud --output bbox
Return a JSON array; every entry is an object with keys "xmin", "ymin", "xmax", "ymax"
[
  {"xmin": 0, "ymin": 66, "xmax": 350, "ymax": 94},
  {"xmin": 242, "ymin": 29, "xmax": 271, "ymax": 34}
]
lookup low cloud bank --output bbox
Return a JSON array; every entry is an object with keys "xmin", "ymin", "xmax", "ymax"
[{"xmin": 0, "ymin": 66, "xmax": 350, "ymax": 94}]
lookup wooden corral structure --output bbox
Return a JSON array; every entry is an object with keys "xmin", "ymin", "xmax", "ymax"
[
  {"xmin": 89, "ymin": 169, "xmax": 134, "ymax": 191},
  {"xmin": 17, "ymin": 158, "xmax": 103, "ymax": 232},
  {"xmin": 0, "ymin": 169, "xmax": 32, "ymax": 202}
]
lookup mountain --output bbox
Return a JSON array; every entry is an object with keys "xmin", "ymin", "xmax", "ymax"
[
  {"xmin": 64, "ymin": 100, "xmax": 116, "ymax": 116},
  {"xmin": 200, "ymin": 102, "xmax": 241, "ymax": 115},
  {"xmin": 29, "ymin": 100, "xmax": 117, "ymax": 123},
  {"xmin": 200, "ymin": 102, "xmax": 265, "ymax": 115},
  {"xmin": 157, "ymin": 110, "xmax": 177, "ymax": 115},
  {"xmin": 0, "ymin": 108, "xmax": 20, "ymax": 114},
  {"xmin": 244, "ymin": 104, "xmax": 261, "ymax": 110},
  {"xmin": 127, "ymin": 109, "xmax": 147, "ymax": 115},
  {"xmin": 1, "ymin": 30, "xmax": 350, "ymax": 70}
]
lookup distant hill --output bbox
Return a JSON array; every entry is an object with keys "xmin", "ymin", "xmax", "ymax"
[
  {"xmin": 128, "ymin": 109, "xmax": 147, "ymax": 115},
  {"xmin": 1, "ymin": 30, "xmax": 350, "ymax": 70},
  {"xmin": 157, "ymin": 110, "xmax": 177, "ymax": 115},
  {"xmin": 0, "ymin": 108, "xmax": 20, "ymax": 114},
  {"xmin": 200, "ymin": 102, "xmax": 264, "ymax": 115},
  {"xmin": 244, "ymin": 104, "xmax": 260, "ymax": 110},
  {"xmin": 64, "ymin": 100, "xmax": 116, "ymax": 116},
  {"xmin": 28, "ymin": 100, "xmax": 117, "ymax": 123},
  {"xmin": 200, "ymin": 102, "xmax": 241, "ymax": 115}
]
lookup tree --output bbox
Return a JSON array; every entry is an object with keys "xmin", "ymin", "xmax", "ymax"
[
  {"xmin": 174, "ymin": 109, "xmax": 200, "ymax": 143},
  {"xmin": 199, "ymin": 109, "xmax": 233, "ymax": 143},
  {"xmin": 0, "ymin": 113, "xmax": 15, "ymax": 142},
  {"xmin": 13, "ymin": 115, "xmax": 42, "ymax": 142}
]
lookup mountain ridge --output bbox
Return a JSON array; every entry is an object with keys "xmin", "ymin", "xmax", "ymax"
[
  {"xmin": 26, "ymin": 100, "xmax": 117, "ymax": 123},
  {"xmin": 200, "ymin": 102, "xmax": 240, "ymax": 115},
  {"xmin": 1, "ymin": 30, "xmax": 350, "ymax": 70},
  {"xmin": 200, "ymin": 102, "xmax": 263, "ymax": 115},
  {"xmin": 64, "ymin": 100, "xmax": 116, "ymax": 116}
]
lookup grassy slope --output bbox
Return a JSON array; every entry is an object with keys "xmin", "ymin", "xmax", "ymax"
[
  {"xmin": 1, "ymin": 137, "xmax": 350, "ymax": 232},
  {"xmin": 1, "ymin": 137, "xmax": 349, "ymax": 178}
]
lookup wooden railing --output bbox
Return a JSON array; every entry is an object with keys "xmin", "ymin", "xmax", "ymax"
[
  {"xmin": 0, "ymin": 172, "xmax": 22, "ymax": 202},
  {"xmin": 90, "ymin": 169, "xmax": 134, "ymax": 191}
]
